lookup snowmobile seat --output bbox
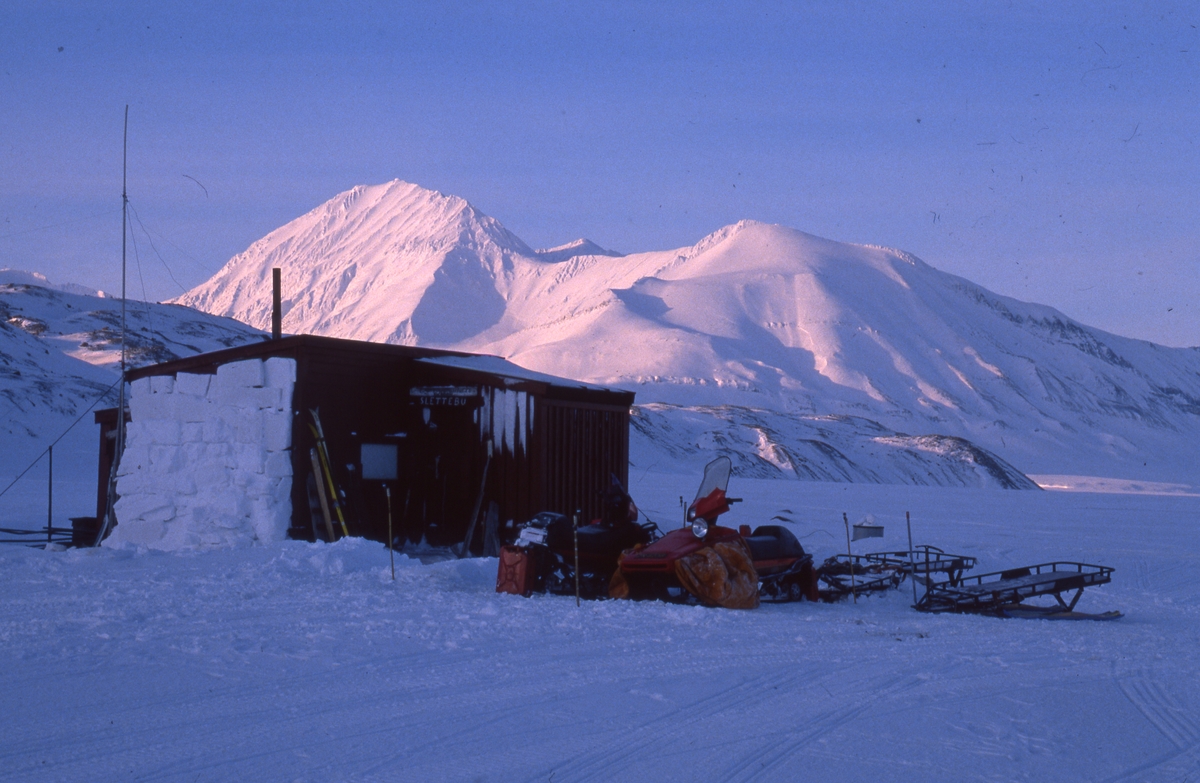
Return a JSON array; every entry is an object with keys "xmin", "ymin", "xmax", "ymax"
[
  {"xmin": 744, "ymin": 525, "xmax": 806, "ymax": 562},
  {"xmin": 574, "ymin": 524, "xmax": 625, "ymax": 559},
  {"xmin": 539, "ymin": 512, "xmax": 650, "ymax": 561}
]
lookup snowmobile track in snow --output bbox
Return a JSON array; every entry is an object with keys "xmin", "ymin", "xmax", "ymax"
[{"xmin": 1104, "ymin": 671, "xmax": 1200, "ymax": 782}]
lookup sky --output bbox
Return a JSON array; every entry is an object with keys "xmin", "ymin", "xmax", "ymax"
[{"xmin": 1, "ymin": 2, "xmax": 1197, "ymax": 346}]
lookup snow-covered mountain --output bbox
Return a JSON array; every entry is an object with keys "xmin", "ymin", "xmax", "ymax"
[
  {"xmin": 534, "ymin": 238, "xmax": 623, "ymax": 263},
  {"xmin": 172, "ymin": 180, "xmax": 1200, "ymax": 486},
  {"xmin": 0, "ymin": 277, "xmax": 263, "ymax": 483},
  {"xmin": 176, "ymin": 181, "xmax": 536, "ymax": 346},
  {"xmin": 0, "ymin": 268, "xmax": 107, "ymax": 298}
]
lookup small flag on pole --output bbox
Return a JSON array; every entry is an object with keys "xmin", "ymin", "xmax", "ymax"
[{"xmin": 851, "ymin": 514, "xmax": 884, "ymax": 541}]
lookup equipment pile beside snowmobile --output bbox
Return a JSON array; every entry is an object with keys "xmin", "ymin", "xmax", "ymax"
[{"xmin": 496, "ymin": 477, "xmax": 658, "ymax": 600}]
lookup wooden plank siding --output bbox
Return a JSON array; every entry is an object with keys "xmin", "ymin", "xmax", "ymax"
[{"xmin": 536, "ymin": 401, "xmax": 630, "ymax": 525}]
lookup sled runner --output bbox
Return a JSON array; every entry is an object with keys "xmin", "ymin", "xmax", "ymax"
[
  {"xmin": 915, "ymin": 561, "xmax": 1118, "ymax": 618},
  {"xmin": 995, "ymin": 605, "xmax": 1123, "ymax": 621}
]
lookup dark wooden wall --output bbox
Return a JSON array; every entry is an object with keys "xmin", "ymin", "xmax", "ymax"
[{"xmin": 536, "ymin": 400, "xmax": 630, "ymax": 524}]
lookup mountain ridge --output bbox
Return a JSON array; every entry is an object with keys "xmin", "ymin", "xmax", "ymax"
[
  {"xmin": 164, "ymin": 181, "xmax": 1200, "ymax": 485},
  {"xmin": 0, "ymin": 277, "xmax": 264, "ymax": 495}
]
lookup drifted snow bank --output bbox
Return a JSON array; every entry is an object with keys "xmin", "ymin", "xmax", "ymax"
[{"xmin": 109, "ymin": 357, "xmax": 296, "ymax": 550}]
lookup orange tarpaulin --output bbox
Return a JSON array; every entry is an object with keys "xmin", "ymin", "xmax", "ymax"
[
  {"xmin": 610, "ymin": 538, "xmax": 760, "ymax": 609},
  {"xmin": 674, "ymin": 538, "xmax": 760, "ymax": 609}
]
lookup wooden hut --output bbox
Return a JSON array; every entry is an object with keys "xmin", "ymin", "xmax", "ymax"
[{"xmin": 102, "ymin": 335, "xmax": 633, "ymax": 551}]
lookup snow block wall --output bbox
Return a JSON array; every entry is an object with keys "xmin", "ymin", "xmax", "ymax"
[{"xmin": 109, "ymin": 357, "xmax": 296, "ymax": 550}]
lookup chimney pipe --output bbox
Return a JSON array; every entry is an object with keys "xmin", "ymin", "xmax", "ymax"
[{"xmin": 271, "ymin": 268, "xmax": 282, "ymax": 340}]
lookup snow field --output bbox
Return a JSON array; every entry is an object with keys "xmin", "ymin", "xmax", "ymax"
[
  {"xmin": 2, "ymin": 477, "xmax": 1198, "ymax": 782},
  {"xmin": 108, "ymin": 358, "xmax": 296, "ymax": 551}
]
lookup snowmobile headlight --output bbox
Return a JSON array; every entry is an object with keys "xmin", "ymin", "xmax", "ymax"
[{"xmin": 691, "ymin": 519, "xmax": 709, "ymax": 539}]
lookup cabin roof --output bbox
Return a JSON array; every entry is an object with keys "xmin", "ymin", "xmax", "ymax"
[
  {"xmin": 415, "ymin": 354, "xmax": 616, "ymax": 393},
  {"xmin": 125, "ymin": 334, "xmax": 634, "ymax": 406}
]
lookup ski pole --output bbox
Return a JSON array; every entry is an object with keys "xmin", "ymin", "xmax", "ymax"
[
  {"xmin": 386, "ymin": 484, "xmax": 395, "ymax": 581},
  {"xmin": 843, "ymin": 512, "xmax": 857, "ymax": 604},
  {"xmin": 573, "ymin": 510, "xmax": 581, "ymax": 607}
]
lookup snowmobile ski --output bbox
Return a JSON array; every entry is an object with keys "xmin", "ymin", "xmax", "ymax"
[{"xmin": 996, "ymin": 605, "xmax": 1123, "ymax": 621}]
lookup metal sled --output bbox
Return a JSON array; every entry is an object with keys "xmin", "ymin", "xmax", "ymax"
[
  {"xmin": 915, "ymin": 561, "xmax": 1116, "ymax": 616},
  {"xmin": 864, "ymin": 545, "xmax": 977, "ymax": 586},
  {"xmin": 816, "ymin": 554, "xmax": 904, "ymax": 600}
]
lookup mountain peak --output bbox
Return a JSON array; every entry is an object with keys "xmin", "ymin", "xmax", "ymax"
[
  {"xmin": 173, "ymin": 181, "xmax": 537, "ymax": 345},
  {"xmin": 534, "ymin": 239, "xmax": 623, "ymax": 263},
  {"xmin": 297, "ymin": 179, "xmax": 534, "ymax": 256}
]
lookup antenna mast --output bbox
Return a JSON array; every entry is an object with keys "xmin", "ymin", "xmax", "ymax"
[
  {"xmin": 121, "ymin": 104, "xmax": 128, "ymax": 385},
  {"xmin": 96, "ymin": 105, "xmax": 129, "ymax": 546}
]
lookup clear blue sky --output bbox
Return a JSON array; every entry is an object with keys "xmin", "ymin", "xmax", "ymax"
[{"xmin": 2, "ymin": 2, "xmax": 1196, "ymax": 346}]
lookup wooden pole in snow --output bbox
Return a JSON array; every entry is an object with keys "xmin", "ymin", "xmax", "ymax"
[
  {"xmin": 46, "ymin": 445, "xmax": 52, "ymax": 544},
  {"xmin": 843, "ymin": 512, "xmax": 857, "ymax": 604},
  {"xmin": 386, "ymin": 484, "xmax": 395, "ymax": 580},
  {"xmin": 573, "ymin": 510, "xmax": 581, "ymax": 607},
  {"xmin": 95, "ymin": 106, "xmax": 129, "ymax": 547},
  {"xmin": 907, "ymin": 511, "xmax": 918, "ymax": 606}
]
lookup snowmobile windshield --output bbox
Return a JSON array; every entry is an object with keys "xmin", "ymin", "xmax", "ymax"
[{"xmin": 692, "ymin": 457, "xmax": 731, "ymax": 505}]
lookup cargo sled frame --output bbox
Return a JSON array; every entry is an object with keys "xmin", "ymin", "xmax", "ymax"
[
  {"xmin": 816, "ymin": 554, "xmax": 904, "ymax": 600},
  {"xmin": 864, "ymin": 545, "xmax": 977, "ymax": 586},
  {"xmin": 915, "ymin": 561, "xmax": 1115, "ymax": 615}
]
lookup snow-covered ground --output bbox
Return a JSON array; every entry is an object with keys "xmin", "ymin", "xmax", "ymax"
[{"xmin": 3, "ymin": 473, "xmax": 1197, "ymax": 782}]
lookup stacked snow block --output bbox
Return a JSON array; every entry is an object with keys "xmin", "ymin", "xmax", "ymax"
[{"xmin": 109, "ymin": 357, "xmax": 296, "ymax": 551}]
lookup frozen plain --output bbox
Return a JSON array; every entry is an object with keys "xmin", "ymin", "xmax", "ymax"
[{"xmin": 2, "ymin": 474, "xmax": 1198, "ymax": 783}]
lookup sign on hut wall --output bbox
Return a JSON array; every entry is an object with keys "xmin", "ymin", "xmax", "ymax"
[{"xmin": 410, "ymin": 385, "xmax": 481, "ymax": 408}]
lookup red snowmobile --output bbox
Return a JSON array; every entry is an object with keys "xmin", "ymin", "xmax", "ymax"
[{"xmin": 615, "ymin": 457, "xmax": 818, "ymax": 608}]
